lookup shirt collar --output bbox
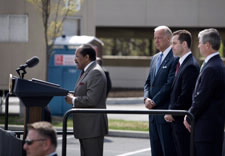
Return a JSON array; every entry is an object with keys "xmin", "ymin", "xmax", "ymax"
[
  {"xmin": 179, "ymin": 51, "xmax": 192, "ymax": 65},
  {"xmin": 48, "ymin": 152, "xmax": 57, "ymax": 156},
  {"xmin": 204, "ymin": 52, "xmax": 220, "ymax": 63},
  {"xmin": 161, "ymin": 46, "xmax": 172, "ymax": 61},
  {"xmin": 84, "ymin": 61, "xmax": 95, "ymax": 72}
]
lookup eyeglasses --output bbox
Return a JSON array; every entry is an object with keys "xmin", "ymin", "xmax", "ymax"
[{"xmin": 24, "ymin": 139, "xmax": 46, "ymax": 145}]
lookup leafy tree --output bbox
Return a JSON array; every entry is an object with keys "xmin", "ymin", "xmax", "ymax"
[{"xmin": 27, "ymin": 0, "xmax": 80, "ymax": 68}]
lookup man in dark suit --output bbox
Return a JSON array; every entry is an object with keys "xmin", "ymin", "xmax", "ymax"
[
  {"xmin": 144, "ymin": 26, "xmax": 177, "ymax": 156},
  {"xmin": 184, "ymin": 28, "xmax": 225, "ymax": 156},
  {"xmin": 23, "ymin": 121, "xmax": 58, "ymax": 156},
  {"xmin": 96, "ymin": 57, "xmax": 112, "ymax": 97},
  {"xmin": 164, "ymin": 30, "xmax": 200, "ymax": 156},
  {"xmin": 66, "ymin": 44, "xmax": 108, "ymax": 156}
]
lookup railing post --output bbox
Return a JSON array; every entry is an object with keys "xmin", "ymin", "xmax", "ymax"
[
  {"xmin": 62, "ymin": 109, "xmax": 73, "ymax": 156},
  {"xmin": 4, "ymin": 93, "xmax": 10, "ymax": 130},
  {"xmin": 189, "ymin": 113, "xmax": 195, "ymax": 156}
]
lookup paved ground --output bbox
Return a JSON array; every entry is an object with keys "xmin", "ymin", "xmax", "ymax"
[
  {"xmin": 106, "ymin": 97, "xmax": 148, "ymax": 121},
  {"xmin": 56, "ymin": 135, "xmax": 151, "ymax": 156}
]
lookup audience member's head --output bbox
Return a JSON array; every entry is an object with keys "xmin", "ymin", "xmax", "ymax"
[{"xmin": 23, "ymin": 121, "xmax": 57, "ymax": 156}]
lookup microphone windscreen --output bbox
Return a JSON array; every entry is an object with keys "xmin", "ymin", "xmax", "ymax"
[{"xmin": 26, "ymin": 56, "xmax": 39, "ymax": 68}]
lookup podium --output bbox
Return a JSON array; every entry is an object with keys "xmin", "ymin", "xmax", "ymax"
[{"xmin": 10, "ymin": 76, "xmax": 68, "ymax": 138}]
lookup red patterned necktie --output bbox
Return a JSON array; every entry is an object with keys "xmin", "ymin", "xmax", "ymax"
[{"xmin": 175, "ymin": 62, "xmax": 180, "ymax": 75}]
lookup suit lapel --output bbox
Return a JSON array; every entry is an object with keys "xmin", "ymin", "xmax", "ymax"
[
  {"xmin": 172, "ymin": 54, "xmax": 192, "ymax": 87},
  {"xmin": 193, "ymin": 55, "xmax": 219, "ymax": 92},
  {"xmin": 75, "ymin": 61, "xmax": 97, "ymax": 91},
  {"xmin": 152, "ymin": 50, "xmax": 173, "ymax": 85},
  {"xmin": 155, "ymin": 50, "xmax": 172, "ymax": 77},
  {"xmin": 177, "ymin": 54, "xmax": 192, "ymax": 75}
]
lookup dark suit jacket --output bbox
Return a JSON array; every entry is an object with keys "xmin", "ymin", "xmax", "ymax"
[
  {"xmin": 73, "ymin": 61, "xmax": 108, "ymax": 139},
  {"xmin": 189, "ymin": 54, "xmax": 225, "ymax": 142},
  {"xmin": 144, "ymin": 49, "xmax": 178, "ymax": 123},
  {"xmin": 169, "ymin": 54, "xmax": 200, "ymax": 121},
  {"xmin": 104, "ymin": 70, "xmax": 112, "ymax": 97}
]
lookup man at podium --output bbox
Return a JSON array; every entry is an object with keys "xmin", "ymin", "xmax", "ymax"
[{"xmin": 66, "ymin": 44, "xmax": 108, "ymax": 156}]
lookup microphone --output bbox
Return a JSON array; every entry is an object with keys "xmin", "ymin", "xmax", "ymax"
[
  {"xmin": 19, "ymin": 56, "xmax": 40, "ymax": 69},
  {"xmin": 16, "ymin": 56, "xmax": 40, "ymax": 78},
  {"xmin": 25, "ymin": 56, "xmax": 39, "ymax": 68}
]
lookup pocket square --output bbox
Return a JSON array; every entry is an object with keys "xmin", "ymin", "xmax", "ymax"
[
  {"xmin": 79, "ymin": 82, "xmax": 85, "ymax": 85},
  {"xmin": 162, "ymin": 66, "xmax": 167, "ymax": 69}
]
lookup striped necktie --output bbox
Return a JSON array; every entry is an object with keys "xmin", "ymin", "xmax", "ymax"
[
  {"xmin": 155, "ymin": 53, "xmax": 163, "ymax": 76},
  {"xmin": 200, "ymin": 61, "xmax": 206, "ymax": 72}
]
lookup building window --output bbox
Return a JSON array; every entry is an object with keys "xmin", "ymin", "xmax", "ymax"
[
  {"xmin": 99, "ymin": 37, "xmax": 152, "ymax": 56},
  {"xmin": 65, "ymin": 0, "xmax": 81, "ymax": 11},
  {"xmin": 63, "ymin": 17, "xmax": 81, "ymax": 36},
  {"xmin": 0, "ymin": 14, "xmax": 28, "ymax": 42},
  {"xmin": 96, "ymin": 27, "xmax": 155, "ymax": 56}
]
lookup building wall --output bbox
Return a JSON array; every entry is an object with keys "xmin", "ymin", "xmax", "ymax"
[
  {"xmin": 96, "ymin": 0, "xmax": 225, "ymax": 27},
  {"xmin": 0, "ymin": 0, "xmax": 46, "ymax": 90},
  {"xmin": 1, "ymin": 0, "xmax": 224, "ymax": 90},
  {"xmin": 81, "ymin": 0, "xmax": 96, "ymax": 35},
  {"xmin": 0, "ymin": 0, "xmax": 96, "ymax": 90},
  {"xmin": 96, "ymin": 0, "xmax": 225, "ymax": 89},
  {"xmin": 102, "ymin": 56, "xmax": 150, "ymax": 89}
]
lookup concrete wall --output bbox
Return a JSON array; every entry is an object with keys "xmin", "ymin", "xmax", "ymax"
[
  {"xmin": 0, "ymin": 0, "xmax": 46, "ymax": 90},
  {"xmin": 96, "ymin": 0, "xmax": 225, "ymax": 89},
  {"xmin": 96, "ymin": 0, "xmax": 225, "ymax": 27},
  {"xmin": 77, "ymin": 0, "xmax": 96, "ymax": 35},
  {"xmin": 0, "ymin": 0, "xmax": 96, "ymax": 90},
  {"xmin": 1, "ymin": 0, "xmax": 224, "ymax": 90},
  {"xmin": 103, "ymin": 56, "xmax": 151, "ymax": 89}
]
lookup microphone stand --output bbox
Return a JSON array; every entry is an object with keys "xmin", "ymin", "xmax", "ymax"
[{"xmin": 16, "ymin": 65, "xmax": 27, "ymax": 79}]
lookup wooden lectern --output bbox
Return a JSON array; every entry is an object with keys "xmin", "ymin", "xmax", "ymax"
[{"xmin": 11, "ymin": 77, "xmax": 68, "ymax": 139}]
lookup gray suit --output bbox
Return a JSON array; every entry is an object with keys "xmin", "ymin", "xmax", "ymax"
[{"xmin": 73, "ymin": 61, "xmax": 108, "ymax": 155}]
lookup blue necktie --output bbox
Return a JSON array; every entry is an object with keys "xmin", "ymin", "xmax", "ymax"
[{"xmin": 155, "ymin": 53, "xmax": 163, "ymax": 76}]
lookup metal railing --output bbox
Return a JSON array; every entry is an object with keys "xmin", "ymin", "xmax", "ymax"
[
  {"xmin": 4, "ymin": 92, "xmax": 10, "ymax": 130},
  {"xmin": 62, "ymin": 109, "xmax": 195, "ymax": 156}
]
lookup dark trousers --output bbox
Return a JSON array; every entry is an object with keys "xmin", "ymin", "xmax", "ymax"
[
  {"xmin": 150, "ymin": 120, "xmax": 177, "ymax": 156},
  {"xmin": 79, "ymin": 136, "xmax": 104, "ymax": 156},
  {"xmin": 172, "ymin": 121, "xmax": 190, "ymax": 156},
  {"xmin": 195, "ymin": 140, "xmax": 223, "ymax": 156}
]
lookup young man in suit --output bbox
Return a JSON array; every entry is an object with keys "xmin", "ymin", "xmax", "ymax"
[
  {"xmin": 23, "ymin": 121, "xmax": 58, "ymax": 156},
  {"xmin": 164, "ymin": 30, "xmax": 200, "ymax": 156},
  {"xmin": 184, "ymin": 28, "xmax": 225, "ymax": 156},
  {"xmin": 144, "ymin": 25, "xmax": 177, "ymax": 156},
  {"xmin": 66, "ymin": 44, "xmax": 108, "ymax": 156}
]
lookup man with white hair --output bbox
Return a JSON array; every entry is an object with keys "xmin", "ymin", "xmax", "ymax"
[{"xmin": 144, "ymin": 26, "xmax": 177, "ymax": 156}]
